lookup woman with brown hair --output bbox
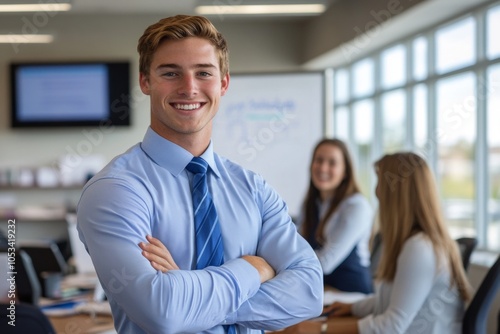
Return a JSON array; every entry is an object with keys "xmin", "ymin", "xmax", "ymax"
[
  {"xmin": 278, "ymin": 152, "xmax": 471, "ymax": 333},
  {"xmin": 296, "ymin": 138, "xmax": 374, "ymax": 294}
]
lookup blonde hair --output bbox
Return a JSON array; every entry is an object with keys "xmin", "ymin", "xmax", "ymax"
[
  {"xmin": 137, "ymin": 15, "xmax": 229, "ymax": 78},
  {"xmin": 375, "ymin": 152, "xmax": 471, "ymax": 301}
]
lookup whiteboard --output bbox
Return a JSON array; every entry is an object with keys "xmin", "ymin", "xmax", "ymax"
[{"xmin": 212, "ymin": 71, "xmax": 325, "ymax": 217}]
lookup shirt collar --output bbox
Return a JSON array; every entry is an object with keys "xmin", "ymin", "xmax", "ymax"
[{"xmin": 140, "ymin": 127, "xmax": 221, "ymax": 178}]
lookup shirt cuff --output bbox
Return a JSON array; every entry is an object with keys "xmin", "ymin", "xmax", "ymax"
[{"xmin": 221, "ymin": 258, "xmax": 261, "ymax": 324}]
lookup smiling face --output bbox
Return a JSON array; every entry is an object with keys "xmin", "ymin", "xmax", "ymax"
[
  {"xmin": 311, "ymin": 143, "xmax": 346, "ymax": 200},
  {"xmin": 139, "ymin": 37, "xmax": 229, "ymax": 152}
]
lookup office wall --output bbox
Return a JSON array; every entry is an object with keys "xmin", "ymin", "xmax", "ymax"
[{"xmin": 0, "ymin": 14, "xmax": 306, "ymax": 170}]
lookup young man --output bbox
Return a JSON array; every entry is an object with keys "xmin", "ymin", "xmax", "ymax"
[{"xmin": 77, "ymin": 15, "xmax": 323, "ymax": 333}]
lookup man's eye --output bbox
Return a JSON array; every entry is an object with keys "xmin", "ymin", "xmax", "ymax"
[
  {"xmin": 199, "ymin": 72, "xmax": 211, "ymax": 77},
  {"xmin": 162, "ymin": 72, "xmax": 177, "ymax": 77}
]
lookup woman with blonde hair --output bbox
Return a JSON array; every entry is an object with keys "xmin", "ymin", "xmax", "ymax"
[{"xmin": 277, "ymin": 152, "xmax": 471, "ymax": 334}]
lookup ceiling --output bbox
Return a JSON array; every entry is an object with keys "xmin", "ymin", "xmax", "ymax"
[
  {"xmin": 0, "ymin": 0, "xmax": 331, "ymax": 18},
  {"xmin": 69, "ymin": 0, "xmax": 198, "ymax": 15}
]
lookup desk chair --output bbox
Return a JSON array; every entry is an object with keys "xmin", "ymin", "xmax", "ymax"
[
  {"xmin": 0, "ymin": 249, "xmax": 41, "ymax": 305},
  {"xmin": 462, "ymin": 254, "xmax": 500, "ymax": 334},
  {"xmin": 456, "ymin": 237, "xmax": 478, "ymax": 271},
  {"xmin": 20, "ymin": 241, "xmax": 68, "ymax": 298},
  {"xmin": 0, "ymin": 229, "xmax": 8, "ymax": 250},
  {"xmin": 0, "ymin": 302, "xmax": 55, "ymax": 333},
  {"xmin": 16, "ymin": 250, "xmax": 42, "ymax": 305}
]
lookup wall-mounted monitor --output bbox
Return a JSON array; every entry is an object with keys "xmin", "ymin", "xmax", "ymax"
[{"xmin": 10, "ymin": 61, "xmax": 131, "ymax": 128}]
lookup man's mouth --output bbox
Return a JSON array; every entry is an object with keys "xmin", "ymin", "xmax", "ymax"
[{"xmin": 173, "ymin": 103, "xmax": 202, "ymax": 110}]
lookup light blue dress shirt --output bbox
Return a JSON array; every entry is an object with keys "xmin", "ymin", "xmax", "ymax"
[{"xmin": 77, "ymin": 127, "xmax": 323, "ymax": 334}]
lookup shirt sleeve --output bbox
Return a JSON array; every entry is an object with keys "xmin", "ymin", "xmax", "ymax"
[
  {"xmin": 224, "ymin": 179, "xmax": 324, "ymax": 331},
  {"xmin": 356, "ymin": 235, "xmax": 438, "ymax": 334},
  {"xmin": 315, "ymin": 196, "xmax": 373, "ymax": 274},
  {"xmin": 77, "ymin": 178, "xmax": 262, "ymax": 334},
  {"xmin": 352, "ymin": 294, "xmax": 376, "ymax": 317}
]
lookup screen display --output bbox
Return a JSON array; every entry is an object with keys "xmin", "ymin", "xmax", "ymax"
[{"xmin": 10, "ymin": 62, "xmax": 130, "ymax": 128}]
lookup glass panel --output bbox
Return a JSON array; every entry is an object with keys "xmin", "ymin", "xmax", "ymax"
[
  {"xmin": 353, "ymin": 99, "xmax": 374, "ymax": 200},
  {"xmin": 487, "ymin": 64, "xmax": 500, "ymax": 251},
  {"xmin": 413, "ymin": 36, "xmax": 428, "ymax": 81},
  {"xmin": 352, "ymin": 58, "xmax": 375, "ymax": 98},
  {"xmin": 435, "ymin": 17, "xmax": 476, "ymax": 74},
  {"xmin": 413, "ymin": 84, "xmax": 428, "ymax": 153},
  {"xmin": 487, "ymin": 5, "xmax": 500, "ymax": 60},
  {"xmin": 335, "ymin": 68, "xmax": 349, "ymax": 104},
  {"xmin": 334, "ymin": 106, "xmax": 349, "ymax": 141},
  {"xmin": 381, "ymin": 89, "xmax": 406, "ymax": 153},
  {"xmin": 436, "ymin": 72, "xmax": 476, "ymax": 239},
  {"xmin": 381, "ymin": 44, "xmax": 406, "ymax": 89}
]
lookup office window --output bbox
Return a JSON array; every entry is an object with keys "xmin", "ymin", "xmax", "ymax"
[
  {"xmin": 436, "ymin": 72, "xmax": 476, "ymax": 239},
  {"xmin": 487, "ymin": 5, "xmax": 500, "ymax": 60},
  {"xmin": 435, "ymin": 17, "xmax": 476, "ymax": 74},
  {"xmin": 353, "ymin": 99, "xmax": 374, "ymax": 199},
  {"xmin": 414, "ymin": 84, "xmax": 428, "ymax": 152},
  {"xmin": 335, "ymin": 68, "xmax": 349, "ymax": 104},
  {"xmin": 381, "ymin": 89, "xmax": 406, "ymax": 153},
  {"xmin": 330, "ymin": 2, "xmax": 500, "ymax": 251},
  {"xmin": 334, "ymin": 106, "xmax": 349, "ymax": 141},
  {"xmin": 413, "ymin": 36, "xmax": 428, "ymax": 81},
  {"xmin": 381, "ymin": 44, "xmax": 406, "ymax": 89},
  {"xmin": 352, "ymin": 58, "xmax": 374, "ymax": 98},
  {"xmin": 487, "ymin": 64, "xmax": 500, "ymax": 250}
]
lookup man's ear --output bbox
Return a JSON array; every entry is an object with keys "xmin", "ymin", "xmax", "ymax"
[
  {"xmin": 220, "ymin": 73, "xmax": 230, "ymax": 96},
  {"xmin": 139, "ymin": 72, "xmax": 151, "ymax": 95}
]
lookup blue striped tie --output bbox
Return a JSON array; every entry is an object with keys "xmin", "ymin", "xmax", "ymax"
[{"xmin": 186, "ymin": 157, "xmax": 236, "ymax": 334}]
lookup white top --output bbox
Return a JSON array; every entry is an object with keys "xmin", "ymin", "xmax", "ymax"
[
  {"xmin": 297, "ymin": 193, "xmax": 373, "ymax": 274},
  {"xmin": 352, "ymin": 233, "xmax": 465, "ymax": 334}
]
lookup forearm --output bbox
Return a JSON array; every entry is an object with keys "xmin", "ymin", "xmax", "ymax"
[
  {"xmin": 351, "ymin": 295, "xmax": 375, "ymax": 318},
  {"xmin": 242, "ymin": 255, "xmax": 276, "ymax": 283},
  {"xmin": 226, "ymin": 256, "xmax": 323, "ymax": 330},
  {"xmin": 78, "ymin": 185, "xmax": 262, "ymax": 333},
  {"xmin": 93, "ymin": 240, "xmax": 262, "ymax": 332},
  {"xmin": 225, "ymin": 188, "xmax": 324, "ymax": 330}
]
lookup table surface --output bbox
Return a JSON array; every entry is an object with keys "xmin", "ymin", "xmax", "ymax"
[{"xmin": 49, "ymin": 313, "xmax": 115, "ymax": 334}]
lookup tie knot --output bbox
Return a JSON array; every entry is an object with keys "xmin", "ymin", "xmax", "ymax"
[{"xmin": 186, "ymin": 157, "xmax": 208, "ymax": 175}]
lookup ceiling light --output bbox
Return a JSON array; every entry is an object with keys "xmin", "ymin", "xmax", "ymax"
[
  {"xmin": 0, "ymin": 34, "xmax": 54, "ymax": 43},
  {"xmin": 195, "ymin": 4, "xmax": 326, "ymax": 16},
  {"xmin": 0, "ymin": 3, "xmax": 71, "ymax": 12}
]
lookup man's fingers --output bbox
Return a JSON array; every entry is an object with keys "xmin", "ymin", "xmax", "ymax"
[{"xmin": 146, "ymin": 235, "xmax": 167, "ymax": 250}]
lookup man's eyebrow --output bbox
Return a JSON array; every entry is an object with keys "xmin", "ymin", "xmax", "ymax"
[{"xmin": 155, "ymin": 63, "xmax": 217, "ymax": 71}]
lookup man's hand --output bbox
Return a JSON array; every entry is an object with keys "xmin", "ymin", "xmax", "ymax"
[
  {"xmin": 139, "ymin": 235, "xmax": 179, "ymax": 272},
  {"xmin": 241, "ymin": 255, "xmax": 276, "ymax": 283}
]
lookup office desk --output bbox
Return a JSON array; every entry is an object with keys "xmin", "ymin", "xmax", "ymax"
[
  {"xmin": 43, "ymin": 272, "xmax": 116, "ymax": 333},
  {"xmin": 49, "ymin": 313, "xmax": 115, "ymax": 334}
]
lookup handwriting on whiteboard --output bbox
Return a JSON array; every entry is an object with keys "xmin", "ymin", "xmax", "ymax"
[{"xmin": 218, "ymin": 98, "xmax": 300, "ymax": 161}]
